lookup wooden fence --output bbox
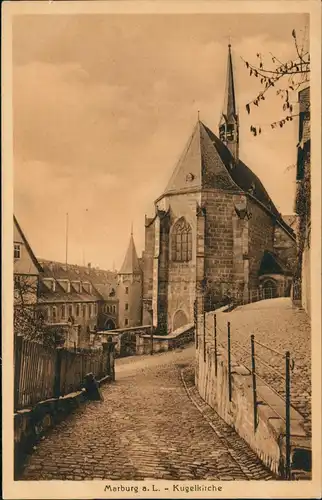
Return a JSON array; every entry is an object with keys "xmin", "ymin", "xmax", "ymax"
[{"xmin": 14, "ymin": 336, "xmax": 114, "ymax": 411}]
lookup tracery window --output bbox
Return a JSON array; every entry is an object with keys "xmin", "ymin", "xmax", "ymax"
[{"xmin": 171, "ymin": 218, "xmax": 192, "ymax": 262}]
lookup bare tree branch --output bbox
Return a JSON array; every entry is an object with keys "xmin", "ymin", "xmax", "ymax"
[{"xmin": 242, "ymin": 29, "xmax": 310, "ymax": 135}]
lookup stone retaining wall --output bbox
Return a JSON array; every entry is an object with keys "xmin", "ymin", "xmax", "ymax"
[{"xmin": 196, "ymin": 344, "xmax": 311, "ymax": 479}]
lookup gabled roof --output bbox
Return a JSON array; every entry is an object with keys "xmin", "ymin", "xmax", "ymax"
[
  {"xmin": 259, "ymin": 250, "xmax": 292, "ymax": 276},
  {"xmin": 14, "ymin": 216, "xmax": 43, "ymax": 273},
  {"xmin": 162, "ymin": 120, "xmax": 239, "ymax": 197},
  {"xmin": 119, "ymin": 234, "xmax": 141, "ymax": 275},
  {"xmin": 158, "ymin": 120, "xmax": 295, "ymax": 238}
]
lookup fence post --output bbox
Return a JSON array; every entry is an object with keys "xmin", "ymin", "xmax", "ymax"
[
  {"xmin": 150, "ymin": 326, "xmax": 154, "ymax": 355},
  {"xmin": 54, "ymin": 348, "xmax": 63, "ymax": 398},
  {"xmin": 214, "ymin": 314, "xmax": 217, "ymax": 376},
  {"xmin": 227, "ymin": 321, "xmax": 232, "ymax": 401},
  {"xmin": 285, "ymin": 351, "xmax": 291, "ymax": 480},
  {"xmin": 203, "ymin": 296, "xmax": 206, "ymax": 363},
  {"xmin": 250, "ymin": 335, "xmax": 258, "ymax": 431},
  {"xmin": 194, "ymin": 300, "xmax": 198, "ymax": 349},
  {"xmin": 14, "ymin": 335, "xmax": 23, "ymax": 411}
]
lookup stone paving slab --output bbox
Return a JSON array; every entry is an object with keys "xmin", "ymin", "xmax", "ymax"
[{"xmin": 21, "ymin": 347, "xmax": 272, "ymax": 481}]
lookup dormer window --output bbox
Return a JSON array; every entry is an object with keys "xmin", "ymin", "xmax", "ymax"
[
  {"xmin": 57, "ymin": 279, "xmax": 70, "ymax": 293},
  {"xmin": 82, "ymin": 282, "xmax": 92, "ymax": 294},
  {"xmin": 71, "ymin": 281, "xmax": 81, "ymax": 293},
  {"xmin": 43, "ymin": 278, "xmax": 56, "ymax": 292}
]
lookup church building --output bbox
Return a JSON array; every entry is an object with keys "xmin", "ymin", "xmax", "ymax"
[{"xmin": 139, "ymin": 45, "xmax": 296, "ymax": 334}]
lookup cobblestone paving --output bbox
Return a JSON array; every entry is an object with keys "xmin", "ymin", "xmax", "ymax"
[
  {"xmin": 209, "ymin": 298, "xmax": 311, "ymax": 435},
  {"xmin": 22, "ymin": 347, "xmax": 272, "ymax": 481}
]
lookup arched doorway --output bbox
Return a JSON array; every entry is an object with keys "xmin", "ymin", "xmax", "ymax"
[
  {"xmin": 172, "ymin": 309, "xmax": 188, "ymax": 331},
  {"xmin": 262, "ymin": 279, "xmax": 278, "ymax": 299},
  {"xmin": 105, "ymin": 319, "xmax": 116, "ymax": 330}
]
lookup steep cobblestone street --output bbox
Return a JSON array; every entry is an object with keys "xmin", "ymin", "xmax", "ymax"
[{"xmin": 22, "ymin": 346, "xmax": 273, "ymax": 481}]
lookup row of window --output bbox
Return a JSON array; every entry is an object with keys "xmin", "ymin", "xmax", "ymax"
[
  {"xmin": 47, "ymin": 302, "xmax": 98, "ymax": 321},
  {"xmin": 43, "ymin": 278, "xmax": 93, "ymax": 295},
  {"xmin": 103, "ymin": 304, "xmax": 117, "ymax": 314}
]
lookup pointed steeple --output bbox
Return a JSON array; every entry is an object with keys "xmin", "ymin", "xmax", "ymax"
[
  {"xmin": 119, "ymin": 232, "xmax": 141, "ymax": 275},
  {"xmin": 219, "ymin": 44, "xmax": 239, "ymax": 161},
  {"xmin": 223, "ymin": 44, "xmax": 237, "ymax": 122}
]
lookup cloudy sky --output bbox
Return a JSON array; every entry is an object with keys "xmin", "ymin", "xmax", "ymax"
[{"xmin": 13, "ymin": 13, "xmax": 309, "ymax": 270}]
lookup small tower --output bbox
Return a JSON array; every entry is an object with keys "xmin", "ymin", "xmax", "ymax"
[
  {"xmin": 117, "ymin": 228, "xmax": 142, "ymax": 328},
  {"xmin": 219, "ymin": 44, "xmax": 239, "ymax": 161}
]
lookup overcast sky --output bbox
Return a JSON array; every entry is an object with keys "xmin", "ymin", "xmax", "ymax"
[{"xmin": 13, "ymin": 13, "xmax": 309, "ymax": 270}]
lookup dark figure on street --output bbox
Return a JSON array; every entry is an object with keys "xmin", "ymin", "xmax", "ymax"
[{"xmin": 84, "ymin": 372, "xmax": 104, "ymax": 401}]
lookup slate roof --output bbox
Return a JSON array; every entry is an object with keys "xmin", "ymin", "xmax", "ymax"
[
  {"xmin": 159, "ymin": 120, "xmax": 295, "ymax": 238},
  {"xmin": 259, "ymin": 250, "xmax": 292, "ymax": 276},
  {"xmin": 119, "ymin": 234, "xmax": 142, "ymax": 275},
  {"xmin": 38, "ymin": 260, "xmax": 118, "ymax": 303}
]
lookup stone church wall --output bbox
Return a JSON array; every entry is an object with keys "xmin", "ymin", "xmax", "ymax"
[
  {"xmin": 201, "ymin": 190, "xmax": 246, "ymax": 304},
  {"xmin": 142, "ymin": 218, "xmax": 155, "ymax": 325},
  {"xmin": 247, "ymin": 199, "xmax": 275, "ymax": 288}
]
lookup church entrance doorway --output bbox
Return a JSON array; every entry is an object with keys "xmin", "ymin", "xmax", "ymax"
[
  {"xmin": 173, "ymin": 309, "xmax": 188, "ymax": 331},
  {"xmin": 262, "ymin": 279, "xmax": 278, "ymax": 299}
]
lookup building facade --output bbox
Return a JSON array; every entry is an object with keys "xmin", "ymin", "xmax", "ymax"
[
  {"xmin": 294, "ymin": 86, "xmax": 311, "ymax": 316},
  {"xmin": 14, "ymin": 216, "xmax": 43, "ymax": 338},
  {"xmin": 37, "ymin": 261, "xmax": 119, "ymax": 347},
  {"xmin": 141, "ymin": 45, "xmax": 297, "ymax": 335}
]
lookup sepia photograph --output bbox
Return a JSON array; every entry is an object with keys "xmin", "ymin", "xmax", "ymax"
[{"xmin": 2, "ymin": 1, "xmax": 321, "ymax": 498}]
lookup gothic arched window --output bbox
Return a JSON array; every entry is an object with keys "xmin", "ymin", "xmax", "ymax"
[{"xmin": 171, "ymin": 218, "xmax": 192, "ymax": 262}]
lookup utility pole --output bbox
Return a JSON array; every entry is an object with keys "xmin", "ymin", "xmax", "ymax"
[{"xmin": 65, "ymin": 212, "xmax": 69, "ymax": 267}]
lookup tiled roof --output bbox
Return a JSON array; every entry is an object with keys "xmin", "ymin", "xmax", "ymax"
[{"xmin": 94, "ymin": 283, "xmax": 117, "ymax": 301}]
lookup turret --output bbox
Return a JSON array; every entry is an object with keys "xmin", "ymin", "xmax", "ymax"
[{"xmin": 117, "ymin": 229, "xmax": 142, "ymax": 328}]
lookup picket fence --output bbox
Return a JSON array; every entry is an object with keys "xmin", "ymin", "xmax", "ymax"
[{"xmin": 14, "ymin": 336, "xmax": 114, "ymax": 411}]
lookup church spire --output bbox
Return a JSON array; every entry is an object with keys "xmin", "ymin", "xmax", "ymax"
[{"xmin": 219, "ymin": 43, "xmax": 239, "ymax": 162}]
